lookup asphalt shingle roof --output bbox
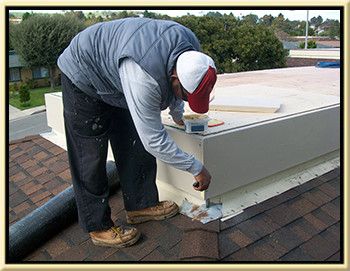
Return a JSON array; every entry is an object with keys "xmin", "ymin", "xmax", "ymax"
[
  {"xmin": 8, "ymin": 135, "xmax": 342, "ymax": 263},
  {"xmin": 9, "ymin": 51, "xmax": 26, "ymax": 68}
]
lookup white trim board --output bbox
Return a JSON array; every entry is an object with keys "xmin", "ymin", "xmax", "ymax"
[{"xmin": 209, "ymin": 96, "xmax": 281, "ymax": 113}]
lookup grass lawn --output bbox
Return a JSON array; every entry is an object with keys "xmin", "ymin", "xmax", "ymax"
[{"xmin": 9, "ymin": 86, "xmax": 62, "ymax": 110}]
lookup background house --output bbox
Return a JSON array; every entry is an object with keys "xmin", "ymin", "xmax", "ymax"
[{"xmin": 9, "ymin": 51, "xmax": 61, "ymax": 88}]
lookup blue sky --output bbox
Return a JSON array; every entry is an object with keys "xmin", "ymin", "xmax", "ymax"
[{"xmin": 9, "ymin": 9, "xmax": 341, "ymax": 21}]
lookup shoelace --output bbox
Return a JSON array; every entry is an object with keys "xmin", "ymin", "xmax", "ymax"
[{"xmin": 110, "ymin": 226, "xmax": 123, "ymax": 241}]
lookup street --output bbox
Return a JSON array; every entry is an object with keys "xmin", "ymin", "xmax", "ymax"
[{"xmin": 9, "ymin": 111, "xmax": 51, "ymax": 141}]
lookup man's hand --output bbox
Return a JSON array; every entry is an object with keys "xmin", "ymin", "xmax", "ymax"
[{"xmin": 193, "ymin": 166, "xmax": 211, "ymax": 191}]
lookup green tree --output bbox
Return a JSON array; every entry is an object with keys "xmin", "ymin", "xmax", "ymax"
[
  {"xmin": 230, "ymin": 24, "xmax": 287, "ymax": 72},
  {"xmin": 310, "ymin": 15, "xmax": 323, "ymax": 28},
  {"xmin": 11, "ymin": 14, "xmax": 85, "ymax": 90},
  {"xmin": 241, "ymin": 14, "xmax": 258, "ymax": 26},
  {"xmin": 9, "ymin": 22, "xmax": 15, "ymax": 50},
  {"xmin": 298, "ymin": 21, "xmax": 315, "ymax": 36},
  {"xmin": 22, "ymin": 12, "xmax": 32, "ymax": 21},
  {"xmin": 259, "ymin": 14, "xmax": 274, "ymax": 27},
  {"xmin": 175, "ymin": 13, "xmax": 239, "ymax": 73},
  {"xmin": 65, "ymin": 10, "xmax": 86, "ymax": 20},
  {"xmin": 176, "ymin": 13, "xmax": 287, "ymax": 73},
  {"xmin": 320, "ymin": 19, "xmax": 340, "ymax": 39}
]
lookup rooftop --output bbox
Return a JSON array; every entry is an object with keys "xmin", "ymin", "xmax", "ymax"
[
  {"xmin": 9, "ymin": 51, "xmax": 25, "ymax": 69},
  {"xmin": 8, "ymin": 135, "xmax": 342, "ymax": 264}
]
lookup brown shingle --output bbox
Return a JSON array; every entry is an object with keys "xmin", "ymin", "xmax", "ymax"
[
  {"xmin": 47, "ymin": 145, "xmax": 66, "ymax": 156},
  {"xmin": 29, "ymin": 167, "xmax": 47, "ymax": 177},
  {"xmin": 9, "ymin": 164, "xmax": 22, "ymax": 176},
  {"xmin": 30, "ymin": 189, "xmax": 51, "ymax": 204},
  {"xmin": 25, "ymin": 250, "xmax": 52, "ymax": 261},
  {"xmin": 48, "ymin": 161, "xmax": 69, "ymax": 174},
  {"xmin": 152, "ymin": 221, "xmax": 183, "ymax": 251},
  {"xmin": 35, "ymin": 171, "xmax": 57, "ymax": 184},
  {"xmin": 41, "ymin": 157, "xmax": 59, "ymax": 167},
  {"xmin": 304, "ymin": 213, "xmax": 329, "ymax": 232},
  {"xmin": 265, "ymin": 203, "xmax": 300, "ymax": 227},
  {"xmin": 302, "ymin": 187, "xmax": 333, "ymax": 206},
  {"xmin": 311, "ymin": 208, "xmax": 338, "ymax": 227},
  {"xmin": 15, "ymin": 153, "xmax": 31, "ymax": 164},
  {"xmin": 59, "ymin": 223, "xmax": 90, "ymax": 246},
  {"xmin": 12, "ymin": 200, "xmax": 31, "ymax": 214},
  {"xmin": 244, "ymin": 188, "xmax": 299, "ymax": 217},
  {"xmin": 121, "ymin": 235, "xmax": 159, "ymax": 261},
  {"xmin": 21, "ymin": 181, "xmax": 43, "ymax": 195},
  {"xmin": 21, "ymin": 158, "xmax": 37, "ymax": 169},
  {"xmin": 51, "ymin": 183, "xmax": 71, "ymax": 196},
  {"xmin": 318, "ymin": 182, "xmax": 340, "ymax": 199},
  {"xmin": 58, "ymin": 169, "xmax": 72, "ymax": 182},
  {"xmin": 135, "ymin": 220, "xmax": 168, "ymax": 240},
  {"xmin": 280, "ymin": 247, "xmax": 315, "ymax": 261},
  {"xmin": 227, "ymin": 228, "xmax": 254, "ymax": 248},
  {"xmin": 43, "ymin": 177, "xmax": 63, "ymax": 191},
  {"xmin": 179, "ymin": 229, "xmax": 218, "ymax": 260},
  {"xmin": 248, "ymin": 237, "xmax": 288, "ymax": 261},
  {"xmin": 44, "ymin": 236, "xmax": 71, "ymax": 259},
  {"xmin": 284, "ymin": 195, "xmax": 318, "ymax": 216},
  {"xmin": 84, "ymin": 241, "xmax": 117, "ymax": 261},
  {"xmin": 300, "ymin": 234, "xmax": 339, "ymax": 261},
  {"xmin": 52, "ymin": 245, "xmax": 88, "ymax": 261},
  {"xmin": 9, "ymin": 190, "xmax": 27, "ymax": 208},
  {"xmin": 10, "ymin": 149, "xmax": 27, "ymax": 159},
  {"xmin": 269, "ymin": 227, "xmax": 304, "ymax": 251},
  {"xmin": 320, "ymin": 201, "xmax": 340, "ymax": 221},
  {"xmin": 10, "ymin": 171, "xmax": 27, "ymax": 183},
  {"xmin": 218, "ymin": 229, "xmax": 241, "ymax": 259},
  {"xmin": 326, "ymin": 251, "xmax": 341, "ymax": 262},
  {"xmin": 327, "ymin": 223, "xmax": 341, "ymax": 241},
  {"xmin": 224, "ymin": 247, "xmax": 259, "ymax": 262},
  {"xmin": 106, "ymin": 249, "xmax": 136, "ymax": 261},
  {"xmin": 141, "ymin": 246, "xmax": 176, "ymax": 261},
  {"xmin": 9, "ymin": 182, "xmax": 18, "ymax": 196},
  {"xmin": 36, "ymin": 194, "xmax": 54, "ymax": 207},
  {"xmin": 286, "ymin": 217, "xmax": 318, "ymax": 241}
]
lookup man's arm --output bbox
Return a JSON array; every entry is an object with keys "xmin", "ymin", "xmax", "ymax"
[
  {"xmin": 168, "ymin": 98, "xmax": 184, "ymax": 125},
  {"xmin": 119, "ymin": 58, "xmax": 203, "ymax": 177}
]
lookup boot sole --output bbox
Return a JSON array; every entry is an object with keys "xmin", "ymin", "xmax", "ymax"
[
  {"xmin": 92, "ymin": 231, "xmax": 141, "ymax": 248},
  {"xmin": 126, "ymin": 205, "xmax": 179, "ymax": 224}
]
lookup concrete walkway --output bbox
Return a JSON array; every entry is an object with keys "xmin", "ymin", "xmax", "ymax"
[{"xmin": 9, "ymin": 104, "xmax": 46, "ymax": 121}]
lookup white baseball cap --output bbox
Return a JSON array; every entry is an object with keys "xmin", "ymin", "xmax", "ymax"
[{"xmin": 176, "ymin": 51, "xmax": 217, "ymax": 113}]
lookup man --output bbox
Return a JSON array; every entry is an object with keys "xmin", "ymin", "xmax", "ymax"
[{"xmin": 58, "ymin": 17, "xmax": 217, "ymax": 248}]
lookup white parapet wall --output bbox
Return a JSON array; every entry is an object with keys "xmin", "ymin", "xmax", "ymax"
[
  {"xmin": 43, "ymin": 67, "xmax": 341, "ymax": 218},
  {"xmin": 289, "ymin": 48, "xmax": 340, "ymax": 59},
  {"xmin": 44, "ymin": 92, "xmax": 116, "ymax": 161}
]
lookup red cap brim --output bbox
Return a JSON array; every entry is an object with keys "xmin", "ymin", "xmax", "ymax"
[{"xmin": 188, "ymin": 66, "xmax": 217, "ymax": 114}]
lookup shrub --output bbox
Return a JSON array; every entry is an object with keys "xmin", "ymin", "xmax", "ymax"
[
  {"xmin": 19, "ymin": 83, "xmax": 30, "ymax": 105},
  {"xmin": 9, "ymin": 84, "xmax": 18, "ymax": 98},
  {"xmin": 299, "ymin": 40, "xmax": 317, "ymax": 49},
  {"xmin": 25, "ymin": 78, "xmax": 39, "ymax": 89},
  {"xmin": 9, "ymin": 84, "xmax": 17, "ymax": 93}
]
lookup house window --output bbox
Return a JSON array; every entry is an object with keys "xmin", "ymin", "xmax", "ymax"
[
  {"xmin": 32, "ymin": 67, "xmax": 49, "ymax": 79},
  {"xmin": 9, "ymin": 68, "xmax": 21, "ymax": 82}
]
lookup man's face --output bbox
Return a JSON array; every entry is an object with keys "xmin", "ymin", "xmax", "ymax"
[{"xmin": 170, "ymin": 72, "xmax": 188, "ymax": 101}]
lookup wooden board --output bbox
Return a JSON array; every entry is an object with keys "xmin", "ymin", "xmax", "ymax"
[{"xmin": 209, "ymin": 96, "xmax": 281, "ymax": 113}]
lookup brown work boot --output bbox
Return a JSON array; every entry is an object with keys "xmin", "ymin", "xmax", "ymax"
[
  {"xmin": 126, "ymin": 200, "xmax": 179, "ymax": 224},
  {"xmin": 90, "ymin": 225, "xmax": 141, "ymax": 248}
]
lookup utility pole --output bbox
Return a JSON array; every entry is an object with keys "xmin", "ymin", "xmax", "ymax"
[{"xmin": 305, "ymin": 10, "xmax": 309, "ymax": 49}]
